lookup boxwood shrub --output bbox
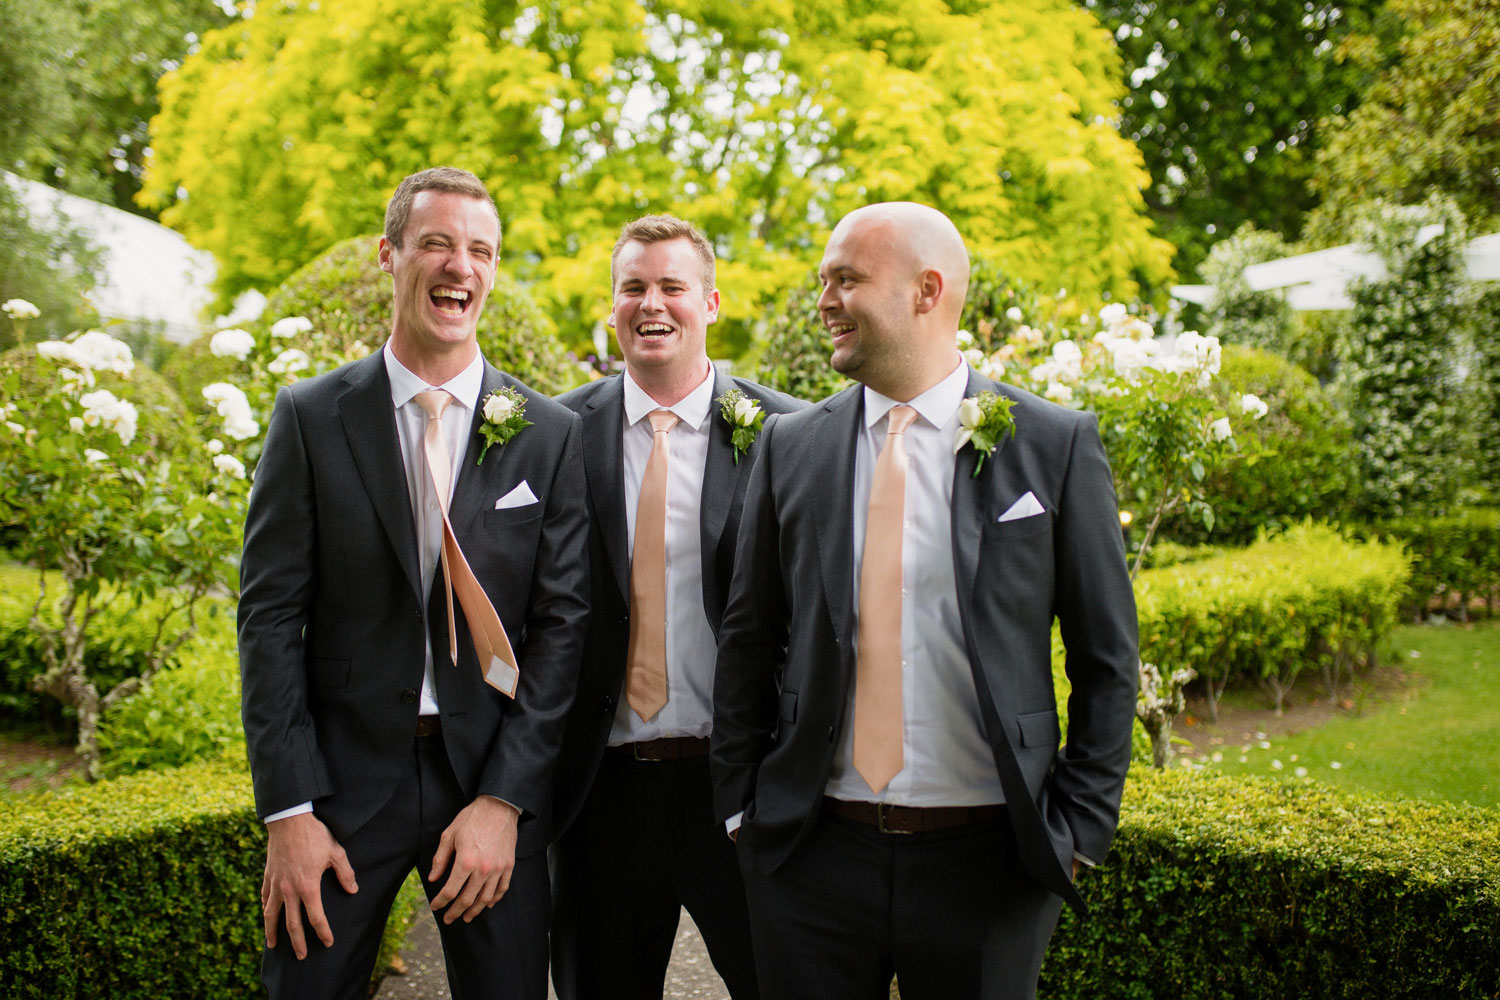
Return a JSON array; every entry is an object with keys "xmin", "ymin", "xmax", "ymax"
[
  {"xmin": 0, "ymin": 753, "xmax": 418, "ymax": 998},
  {"xmin": 1043, "ymin": 768, "xmax": 1500, "ymax": 999},
  {"xmin": 1364, "ymin": 507, "xmax": 1500, "ymax": 620},
  {"xmin": 1134, "ymin": 525, "xmax": 1410, "ymax": 717}
]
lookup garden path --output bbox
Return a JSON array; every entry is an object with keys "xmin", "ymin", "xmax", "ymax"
[{"xmin": 372, "ymin": 905, "xmax": 728, "ymax": 999}]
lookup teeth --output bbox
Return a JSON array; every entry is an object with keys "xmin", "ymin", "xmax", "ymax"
[
  {"xmin": 638, "ymin": 324, "xmax": 672, "ymax": 334},
  {"xmin": 433, "ymin": 289, "xmax": 469, "ymax": 301},
  {"xmin": 828, "ymin": 323, "xmax": 855, "ymax": 334}
]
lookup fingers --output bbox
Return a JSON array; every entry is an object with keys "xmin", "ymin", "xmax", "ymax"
[
  {"xmin": 263, "ymin": 884, "xmax": 283, "ymax": 950},
  {"xmin": 331, "ymin": 843, "xmax": 359, "ymax": 896},
  {"xmin": 282, "ymin": 890, "xmax": 310, "ymax": 960},
  {"xmin": 428, "ymin": 828, "xmax": 454, "ymax": 887}
]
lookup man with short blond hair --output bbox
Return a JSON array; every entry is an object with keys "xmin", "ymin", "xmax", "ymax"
[{"xmin": 549, "ymin": 214, "xmax": 803, "ymax": 999}]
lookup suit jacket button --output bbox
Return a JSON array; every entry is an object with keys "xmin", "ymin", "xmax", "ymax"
[
  {"xmin": 602, "ymin": 696, "xmax": 614, "ymax": 712},
  {"xmin": 414, "ymin": 607, "xmax": 423, "ymax": 621},
  {"xmin": 401, "ymin": 688, "xmax": 418, "ymax": 704}
]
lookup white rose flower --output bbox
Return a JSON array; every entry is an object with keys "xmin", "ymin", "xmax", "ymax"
[
  {"xmin": 224, "ymin": 415, "xmax": 260, "ymax": 440},
  {"xmin": 3, "ymin": 298, "xmax": 40, "ymax": 320},
  {"xmin": 1044, "ymin": 382, "xmax": 1074, "ymax": 404},
  {"xmin": 79, "ymin": 389, "xmax": 139, "ymax": 445},
  {"xmin": 210, "ymin": 328, "xmax": 256, "ymax": 360},
  {"xmin": 483, "ymin": 394, "xmax": 515, "ymax": 422},
  {"xmin": 1118, "ymin": 317, "xmax": 1155, "ymax": 341},
  {"xmin": 1050, "ymin": 340, "xmax": 1083, "ymax": 382},
  {"xmin": 1111, "ymin": 340, "xmax": 1150, "ymax": 382},
  {"xmin": 1005, "ymin": 306, "xmax": 1024, "ymax": 323},
  {"xmin": 1240, "ymin": 393, "xmax": 1268, "ymax": 419},
  {"xmin": 955, "ymin": 329, "xmax": 974, "ymax": 347},
  {"xmin": 270, "ymin": 316, "xmax": 313, "ymax": 339},
  {"xmin": 1017, "ymin": 325, "xmax": 1045, "ymax": 346},
  {"xmin": 69, "ymin": 416, "xmax": 85, "ymax": 433},
  {"xmin": 978, "ymin": 356, "xmax": 1006, "ymax": 381},
  {"xmin": 268, "ymin": 348, "xmax": 310, "ymax": 375},
  {"xmin": 1210, "ymin": 417, "xmax": 1233, "ymax": 442},
  {"xmin": 213, "ymin": 454, "xmax": 247, "ymax": 479},
  {"xmin": 1098, "ymin": 303, "xmax": 1128, "ymax": 329},
  {"xmin": 77, "ymin": 331, "xmax": 135, "ymax": 374},
  {"xmin": 35, "ymin": 341, "xmax": 70, "ymax": 361},
  {"xmin": 958, "ymin": 397, "xmax": 984, "ymax": 429},
  {"xmin": 206, "ymin": 438, "xmax": 225, "ymax": 454},
  {"xmin": 84, "ymin": 449, "xmax": 109, "ymax": 464},
  {"xmin": 962, "ymin": 347, "xmax": 985, "ymax": 368},
  {"xmin": 733, "ymin": 397, "xmax": 762, "ymax": 425},
  {"xmin": 5, "ymin": 421, "xmax": 25, "ymax": 435}
]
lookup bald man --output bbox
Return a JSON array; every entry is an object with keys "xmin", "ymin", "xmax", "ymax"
[{"xmin": 711, "ymin": 203, "xmax": 1138, "ymax": 999}]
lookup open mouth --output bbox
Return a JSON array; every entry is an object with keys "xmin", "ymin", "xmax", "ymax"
[
  {"xmin": 636, "ymin": 323, "xmax": 674, "ymax": 340},
  {"xmin": 828, "ymin": 321, "xmax": 856, "ymax": 340},
  {"xmin": 430, "ymin": 287, "xmax": 471, "ymax": 317}
]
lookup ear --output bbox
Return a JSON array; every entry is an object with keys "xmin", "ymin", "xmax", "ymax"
[
  {"xmin": 705, "ymin": 288, "xmax": 721, "ymax": 325},
  {"xmin": 378, "ymin": 237, "xmax": 394, "ymax": 274},
  {"xmin": 913, "ymin": 268, "xmax": 943, "ymax": 316}
]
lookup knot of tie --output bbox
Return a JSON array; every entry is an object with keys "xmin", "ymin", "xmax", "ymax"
[
  {"xmin": 415, "ymin": 389, "xmax": 452, "ymax": 421},
  {"xmin": 648, "ymin": 409, "xmax": 680, "ymax": 436},
  {"xmin": 885, "ymin": 404, "xmax": 918, "ymax": 437}
]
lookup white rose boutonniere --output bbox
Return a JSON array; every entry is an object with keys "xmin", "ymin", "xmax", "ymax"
[
  {"xmin": 953, "ymin": 391, "xmax": 1017, "ymax": 477},
  {"xmin": 716, "ymin": 388, "xmax": 765, "ymax": 464},
  {"xmin": 476, "ymin": 386, "xmax": 532, "ymax": 465}
]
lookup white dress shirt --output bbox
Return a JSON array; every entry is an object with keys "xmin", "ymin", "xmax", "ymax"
[
  {"xmin": 608, "ymin": 364, "xmax": 719, "ymax": 743},
  {"xmin": 262, "ymin": 343, "xmax": 481, "ymax": 824},
  {"xmin": 825, "ymin": 359, "xmax": 1006, "ymax": 807}
]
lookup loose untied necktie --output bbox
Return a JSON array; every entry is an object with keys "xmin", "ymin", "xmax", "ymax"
[{"xmin": 414, "ymin": 389, "xmax": 519, "ymax": 698}]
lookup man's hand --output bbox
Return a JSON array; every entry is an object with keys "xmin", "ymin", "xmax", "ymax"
[
  {"xmin": 428, "ymin": 796, "xmax": 520, "ymax": 924},
  {"xmin": 1071, "ymin": 859, "xmax": 1083, "ymax": 882},
  {"xmin": 262, "ymin": 812, "xmax": 359, "ymax": 959}
]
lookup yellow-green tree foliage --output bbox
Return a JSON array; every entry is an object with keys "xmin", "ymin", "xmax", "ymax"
[{"xmin": 143, "ymin": 0, "xmax": 1173, "ymax": 352}]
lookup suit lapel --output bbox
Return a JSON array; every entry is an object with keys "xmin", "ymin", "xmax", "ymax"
[
  {"xmin": 338, "ymin": 353, "xmax": 422, "ymax": 602},
  {"xmin": 698, "ymin": 369, "xmax": 739, "ymax": 622},
  {"xmin": 582, "ymin": 376, "xmax": 630, "ymax": 602},
  {"xmin": 814, "ymin": 387, "xmax": 863, "ymax": 649},
  {"xmin": 447, "ymin": 363, "xmax": 505, "ymax": 537},
  {"xmin": 951, "ymin": 366, "xmax": 1006, "ymax": 602}
]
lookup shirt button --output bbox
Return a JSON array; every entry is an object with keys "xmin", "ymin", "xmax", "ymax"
[
  {"xmin": 430, "ymin": 503, "xmax": 440, "ymax": 510},
  {"xmin": 400, "ymin": 688, "xmax": 418, "ymax": 704}
]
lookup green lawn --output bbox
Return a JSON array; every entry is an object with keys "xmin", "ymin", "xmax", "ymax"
[{"xmin": 1198, "ymin": 620, "xmax": 1500, "ymax": 807}]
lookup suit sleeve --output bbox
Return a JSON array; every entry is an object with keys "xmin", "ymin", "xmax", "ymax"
[
  {"xmin": 238, "ymin": 388, "xmax": 335, "ymax": 818},
  {"xmin": 478, "ymin": 411, "xmax": 590, "ymax": 816},
  {"xmin": 711, "ymin": 414, "xmax": 789, "ymax": 824},
  {"xmin": 1050, "ymin": 411, "xmax": 1139, "ymax": 862}
]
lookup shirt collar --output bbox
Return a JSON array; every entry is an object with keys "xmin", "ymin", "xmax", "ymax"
[
  {"xmin": 862, "ymin": 358, "xmax": 969, "ymax": 431},
  {"xmin": 622, "ymin": 362, "xmax": 716, "ymax": 430},
  {"xmin": 384, "ymin": 341, "xmax": 484, "ymax": 412}
]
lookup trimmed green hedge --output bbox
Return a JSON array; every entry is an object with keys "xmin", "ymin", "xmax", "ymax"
[
  {"xmin": 1365, "ymin": 507, "xmax": 1500, "ymax": 620},
  {"xmin": 1135, "ymin": 525, "xmax": 1410, "ymax": 716},
  {"xmin": 0, "ymin": 752, "xmax": 418, "ymax": 997},
  {"xmin": 1043, "ymin": 768, "xmax": 1500, "ymax": 999}
]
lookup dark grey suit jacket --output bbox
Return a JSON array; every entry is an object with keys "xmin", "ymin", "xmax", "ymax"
[
  {"xmin": 238, "ymin": 350, "xmax": 590, "ymax": 858},
  {"xmin": 711, "ymin": 369, "xmax": 1137, "ymax": 910},
  {"xmin": 548, "ymin": 368, "xmax": 804, "ymax": 837}
]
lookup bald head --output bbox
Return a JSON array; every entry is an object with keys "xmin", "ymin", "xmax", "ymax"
[
  {"xmin": 829, "ymin": 202, "xmax": 971, "ymax": 323},
  {"xmin": 816, "ymin": 202, "xmax": 970, "ymax": 400}
]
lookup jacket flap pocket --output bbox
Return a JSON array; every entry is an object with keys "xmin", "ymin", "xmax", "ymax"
[
  {"xmin": 779, "ymin": 689, "xmax": 798, "ymax": 723},
  {"xmin": 1016, "ymin": 709, "xmax": 1060, "ymax": 748}
]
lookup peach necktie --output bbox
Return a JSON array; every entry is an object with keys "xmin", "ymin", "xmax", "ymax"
[
  {"xmin": 414, "ymin": 390, "xmax": 519, "ymax": 698},
  {"xmin": 625, "ymin": 408, "xmax": 680, "ymax": 721},
  {"xmin": 853, "ymin": 404, "xmax": 918, "ymax": 793}
]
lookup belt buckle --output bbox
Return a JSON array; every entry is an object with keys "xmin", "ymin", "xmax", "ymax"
[
  {"xmin": 876, "ymin": 803, "xmax": 914, "ymax": 835},
  {"xmin": 632, "ymin": 741, "xmax": 659, "ymax": 762}
]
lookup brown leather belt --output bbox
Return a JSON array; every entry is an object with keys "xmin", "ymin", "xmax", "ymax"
[
  {"xmin": 414, "ymin": 715, "xmax": 442, "ymax": 738},
  {"xmin": 823, "ymin": 797, "xmax": 1005, "ymax": 835},
  {"xmin": 609, "ymin": 736, "xmax": 711, "ymax": 761}
]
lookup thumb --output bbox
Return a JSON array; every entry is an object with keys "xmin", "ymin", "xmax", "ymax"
[{"xmin": 331, "ymin": 845, "xmax": 359, "ymax": 895}]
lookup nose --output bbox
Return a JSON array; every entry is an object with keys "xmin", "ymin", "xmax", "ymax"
[
  {"xmin": 641, "ymin": 285, "xmax": 665, "ymax": 312},
  {"xmin": 444, "ymin": 246, "xmax": 478, "ymax": 280},
  {"xmin": 816, "ymin": 280, "xmax": 835, "ymax": 313}
]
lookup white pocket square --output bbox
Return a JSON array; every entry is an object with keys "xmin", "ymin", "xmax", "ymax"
[
  {"xmin": 495, "ymin": 480, "xmax": 539, "ymax": 509},
  {"xmin": 997, "ymin": 491, "xmax": 1045, "ymax": 522}
]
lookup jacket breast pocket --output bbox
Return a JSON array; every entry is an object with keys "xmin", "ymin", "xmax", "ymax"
[
  {"xmin": 989, "ymin": 511, "xmax": 1052, "ymax": 542},
  {"xmin": 484, "ymin": 504, "xmax": 543, "ymax": 528}
]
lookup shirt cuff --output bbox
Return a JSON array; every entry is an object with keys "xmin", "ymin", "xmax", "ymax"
[
  {"xmin": 725, "ymin": 811, "xmax": 744, "ymax": 837},
  {"xmin": 263, "ymin": 802, "xmax": 313, "ymax": 824},
  {"xmin": 1073, "ymin": 850, "xmax": 1097, "ymax": 867}
]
